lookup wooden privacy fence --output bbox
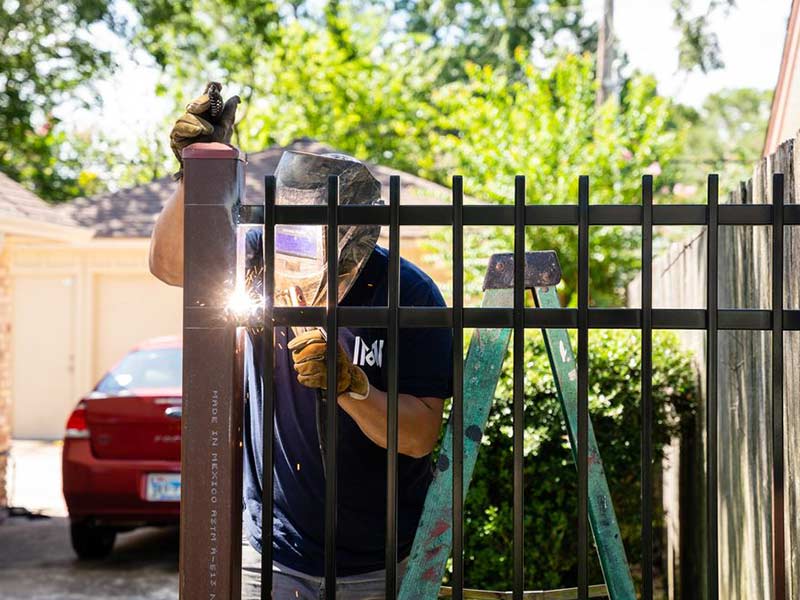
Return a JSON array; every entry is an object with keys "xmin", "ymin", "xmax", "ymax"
[
  {"xmin": 629, "ymin": 134, "xmax": 800, "ymax": 600},
  {"xmin": 179, "ymin": 141, "xmax": 799, "ymax": 600}
]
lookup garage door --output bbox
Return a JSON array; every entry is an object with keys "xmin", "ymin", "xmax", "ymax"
[
  {"xmin": 92, "ymin": 274, "xmax": 181, "ymax": 383},
  {"xmin": 12, "ymin": 275, "xmax": 76, "ymax": 439}
]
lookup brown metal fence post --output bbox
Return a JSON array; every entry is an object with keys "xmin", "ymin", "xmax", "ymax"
[{"xmin": 180, "ymin": 142, "xmax": 246, "ymax": 600}]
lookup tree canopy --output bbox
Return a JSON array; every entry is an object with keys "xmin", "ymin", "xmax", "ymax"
[
  {"xmin": 1, "ymin": 0, "xmax": 747, "ymax": 204},
  {"xmin": 0, "ymin": 0, "xmax": 118, "ymax": 201},
  {"xmin": 673, "ymin": 87, "xmax": 772, "ymax": 196}
]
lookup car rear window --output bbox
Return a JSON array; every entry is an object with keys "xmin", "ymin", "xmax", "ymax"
[{"xmin": 96, "ymin": 348, "xmax": 182, "ymax": 393}]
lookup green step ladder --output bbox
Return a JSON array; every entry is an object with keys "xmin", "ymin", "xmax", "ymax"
[{"xmin": 400, "ymin": 251, "xmax": 636, "ymax": 600}]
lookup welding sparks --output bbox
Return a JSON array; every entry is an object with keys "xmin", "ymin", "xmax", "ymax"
[{"xmin": 225, "ymin": 284, "xmax": 263, "ymax": 321}]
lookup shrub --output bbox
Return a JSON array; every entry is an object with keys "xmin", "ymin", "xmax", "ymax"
[{"xmin": 453, "ymin": 328, "xmax": 697, "ymax": 590}]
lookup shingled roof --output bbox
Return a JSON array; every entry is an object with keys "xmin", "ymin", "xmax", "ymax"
[
  {"xmin": 0, "ymin": 171, "xmax": 79, "ymax": 229},
  {"xmin": 59, "ymin": 138, "xmax": 471, "ymax": 239}
]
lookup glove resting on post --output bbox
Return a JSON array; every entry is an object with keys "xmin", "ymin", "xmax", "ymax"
[
  {"xmin": 288, "ymin": 329, "xmax": 370, "ymax": 400},
  {"xmin": 169, "ymin": 81, "xmax": 240, "ymax": 180}
]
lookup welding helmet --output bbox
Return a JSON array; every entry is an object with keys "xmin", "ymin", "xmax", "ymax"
[{"xmin": 273, "ymin": 150, "xmax": 382, "ymax": 307}]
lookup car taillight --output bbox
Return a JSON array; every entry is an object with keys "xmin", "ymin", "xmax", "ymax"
[{"xmin": 65, "ymin": 401, "xmax": 90, "ymax": 439}]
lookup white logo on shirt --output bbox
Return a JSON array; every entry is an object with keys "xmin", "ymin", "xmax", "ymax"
[{"xmin": 352, "ymin": 336, "xmax": 384, "ymax": 368}]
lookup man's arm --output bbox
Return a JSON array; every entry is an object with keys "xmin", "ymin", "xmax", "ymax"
[
  {"xmin": 149, "ymin": 180, "xmax": 185, "ymax": 287},
  {"xmin": 338, "ymin": 389, "xmax": 444, "ymax": 459},
  {"xmin": 150, "ymin": 84, "xmax": 240, "ymax": 287}
]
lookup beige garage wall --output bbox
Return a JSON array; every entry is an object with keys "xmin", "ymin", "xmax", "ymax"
[
  {"xmin": 8, "ymin": 239, "xmax": 181, "ymax": 439},
  {"xmin": 92, "ymin": 273, "xmax": 181, "ymax": 384}
]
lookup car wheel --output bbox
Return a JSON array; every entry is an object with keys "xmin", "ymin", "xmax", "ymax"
[{"xmin": 70, "ymin": 521, "xmax": 116, "ymax": 560}]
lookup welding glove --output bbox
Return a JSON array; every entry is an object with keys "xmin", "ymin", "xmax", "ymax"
[
  {"xmin": 169, "ymin": 82, "xmax": 240, "ymax": 179},
  {"xmin": 287, "ymin": 329, "xmax": 370, "ymax": 400}
]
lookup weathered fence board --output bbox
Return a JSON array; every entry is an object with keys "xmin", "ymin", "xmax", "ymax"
[{"xmin": 628, "ymin": 134, "xmax": 799, "ymax": 600}]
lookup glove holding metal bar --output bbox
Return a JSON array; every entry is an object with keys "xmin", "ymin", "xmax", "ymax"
[
  {"xmin": 169, "ymin": 81, "xmax": 240, "ymax": 180},
  {"xmin": 288, "ymin": 330, "xmax": 370, "ymax": 400}
]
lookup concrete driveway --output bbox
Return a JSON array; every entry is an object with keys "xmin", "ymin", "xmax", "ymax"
[{"xmin": 0, "ymin": 440, "xmax": 179, "ymax": 600}]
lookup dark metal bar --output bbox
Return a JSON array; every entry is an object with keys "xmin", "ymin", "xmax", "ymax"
[
  {"xmin": 706, "ymin": 174, "xmax": 719, "ymax": 600},
  {"xmin": 452, "ymin": 176, "xmax": 465, "ymax": 600},
  {"xmin": 399, "ymin": 205, "xmax": 453, "ymax": 225},
  {"xmin": 251, "ymin": 305, "xmax": 789, "ymax": 332},
  {"xmin": 276, "ymin": 204, "xmax": 327, "ymax": 224},
  {"xmin": 235, "ymin": 201, "xmax": 800, "ymax": 229},
  {"xmin": 586, "ymin": 308, "xmax": 641, "ymax": 329},
  {"xmin": 465, "ymin": 205, "xmax": 515, "ymax": 226},
  {"xmin": 274, "ymin": 306, "xmax": 328, "ymax": 327},
  {"xmin": 577, "ymin": 175, "xmax": 589, "ymax": 600},
  {"xmin": 718, "ymin": 309, "xmax": 772, "ymax": 330},
  {"xmin": 512, "ymin": 176, "xmax": 525, "ymax": 600},
  {"xmin": 785, "ymin": 310, "xmax": 800, "ymax": 331},
  {"xmin": 652, "ymin": 309, "xmax": 707, "ymax": 330},
  {"xmin": 525, "ymin": 205, "xmax": 578, "ymax": 225},
  {"xmin": 325, "ymin": 175, "xmax": 340, "ymax": 598},
  {"xmin": 589, "ymin": 204, "xmax": 642, "ymax": 225},
  {"xmin": 771, "ymin": 173, "xmax": 786, "ymax": 600},
  {"xmin": 718, "ymin": 204, "xmax": 772, "ymax": 225},
  {"xmin": 785, "ymin": 204, "xmax": 800, "ymax": 225},
  {"xmin": 652, "ymin": 204, "xmax": 707, "ymax": 226},
  {"xmin": 385, "ymin": 176, "xmax": 401, "ymax": 598},
  {"xmin": 261, "ymin": 176, "xmax": 277, "ymax": 599},
  {"xmin": 641, "ymin": 175, "xmax": 654, "ymax": 600}
]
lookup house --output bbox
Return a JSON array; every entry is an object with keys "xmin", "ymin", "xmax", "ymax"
[
  {"xmin": 3, "ymin": 139, "xmax": 461, "ymax": 448},
  {"xmin": 0, "ymin": 172, "xmax": 93, "ymax": 511},
  {"xmin": 764, "ymin": 0, "xmax": 800, "ymax": 155}
]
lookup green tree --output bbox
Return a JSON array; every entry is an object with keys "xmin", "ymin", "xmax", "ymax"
[
  {"xmin": 420, "ymin": 54, "xmax": 681, "ymax": 306},
  {"xmin": 391, "ymin": 0, "xmax": 597, "ymax": 80},
  {"xmin": 673, "ymin": 88, "xmax": 772, "ymax": 196},
  {"xmin": 0, "ymin": 0, "xmax": 117, "ymax": 201},
  {"xmin": 672, "ymin": 0, "xmax": 736, "ymax": 73}
]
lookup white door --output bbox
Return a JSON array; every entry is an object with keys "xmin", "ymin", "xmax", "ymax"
[{"xmin": 12, "ymin": 275, "xmax": 76, "ymax": 439}]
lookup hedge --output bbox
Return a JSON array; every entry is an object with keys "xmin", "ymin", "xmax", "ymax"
[{"xmin": 444, "ymin": 328, "xmax": 697, "ymax": 591}]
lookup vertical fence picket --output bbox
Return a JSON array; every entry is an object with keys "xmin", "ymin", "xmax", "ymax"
[
  {"xmin": 771, "ymin": 173, "xmax": 786, "ymax": 600},
  {"xmin": 451, "ymin": 175, "xmax": 465, "ymax": 600},
  {"xmin": 641, "ymin": 175, "xmax": 654, "ymax": 600},
  {"xmin": 512, "ymin": 175, "xmax": 526, "ymax": 600},
  {"xmin": 513, "ymin": 175, "xmax": 525, "ymax": 600},
  {"xmin": 261, "ymin": 175, "xmax": 277, "ymax": 599},
  {"xmin": 706, "ymin": 173, "xmax": 719, "ymax": 600},
  {"xmin": 385, "ymin": 176, "xmax": 401, "ymax": 598},
  {"xmin": 577, "ymin": 176, "xmax": 590, "ymax": 600},
  {"xmin": 325, "ymin": 175, "xmax": 340, "ymax": 599}
]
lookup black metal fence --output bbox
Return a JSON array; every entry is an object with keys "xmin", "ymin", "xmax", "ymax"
[{"xmin": 181, "ymin": 144, "xmax": 797, "ymax": 600}]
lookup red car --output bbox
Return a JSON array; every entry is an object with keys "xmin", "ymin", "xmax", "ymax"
[{"xmin": 62, "ymin": 336, "xmax": 183, "ymax": 559}]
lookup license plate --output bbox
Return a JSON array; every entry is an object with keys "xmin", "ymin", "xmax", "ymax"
[{"xmin": 145, "ymin": 473, "xmax": 181, "ymax": 502}]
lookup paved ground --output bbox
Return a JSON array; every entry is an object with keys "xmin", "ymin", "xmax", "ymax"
[{"xmin": 0, "ymin": 440, "xmax": 179, "ymax": 600}]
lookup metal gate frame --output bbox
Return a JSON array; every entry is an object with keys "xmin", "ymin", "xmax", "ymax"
[{"xmin": 181, "ymin": 142, "xmax": 798, "ymax": 600}]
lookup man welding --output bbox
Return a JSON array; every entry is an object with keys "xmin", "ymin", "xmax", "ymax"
[{"xmin": 149, "ymin": 84, "xmax": 453, "ymax": 599}]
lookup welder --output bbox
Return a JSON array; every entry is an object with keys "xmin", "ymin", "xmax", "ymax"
[{"xmin": 149, "ymin": 83, "xmax": 453, "ymax": 599}]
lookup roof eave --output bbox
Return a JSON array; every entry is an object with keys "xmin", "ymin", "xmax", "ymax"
[{"xmin": 0, "ymin": 213, "xmax": 94, "ymax": 243}]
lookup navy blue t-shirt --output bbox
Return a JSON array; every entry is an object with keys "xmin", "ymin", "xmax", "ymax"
[{"xmin": 242, "ymin": 230, "xmax": 453, "ymax": 576}]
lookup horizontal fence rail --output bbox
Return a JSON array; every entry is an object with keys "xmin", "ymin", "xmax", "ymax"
[
  {"xmin": 180, "ymin": 142, "xmax": 791, "ymax": 600},
  {"xmin": 184, "ymin": 305, "xmax": 800, "ymax": 332},
  {"xmin": 238, "ymin": 202, "xmax": 800, "ymax": 227}
]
